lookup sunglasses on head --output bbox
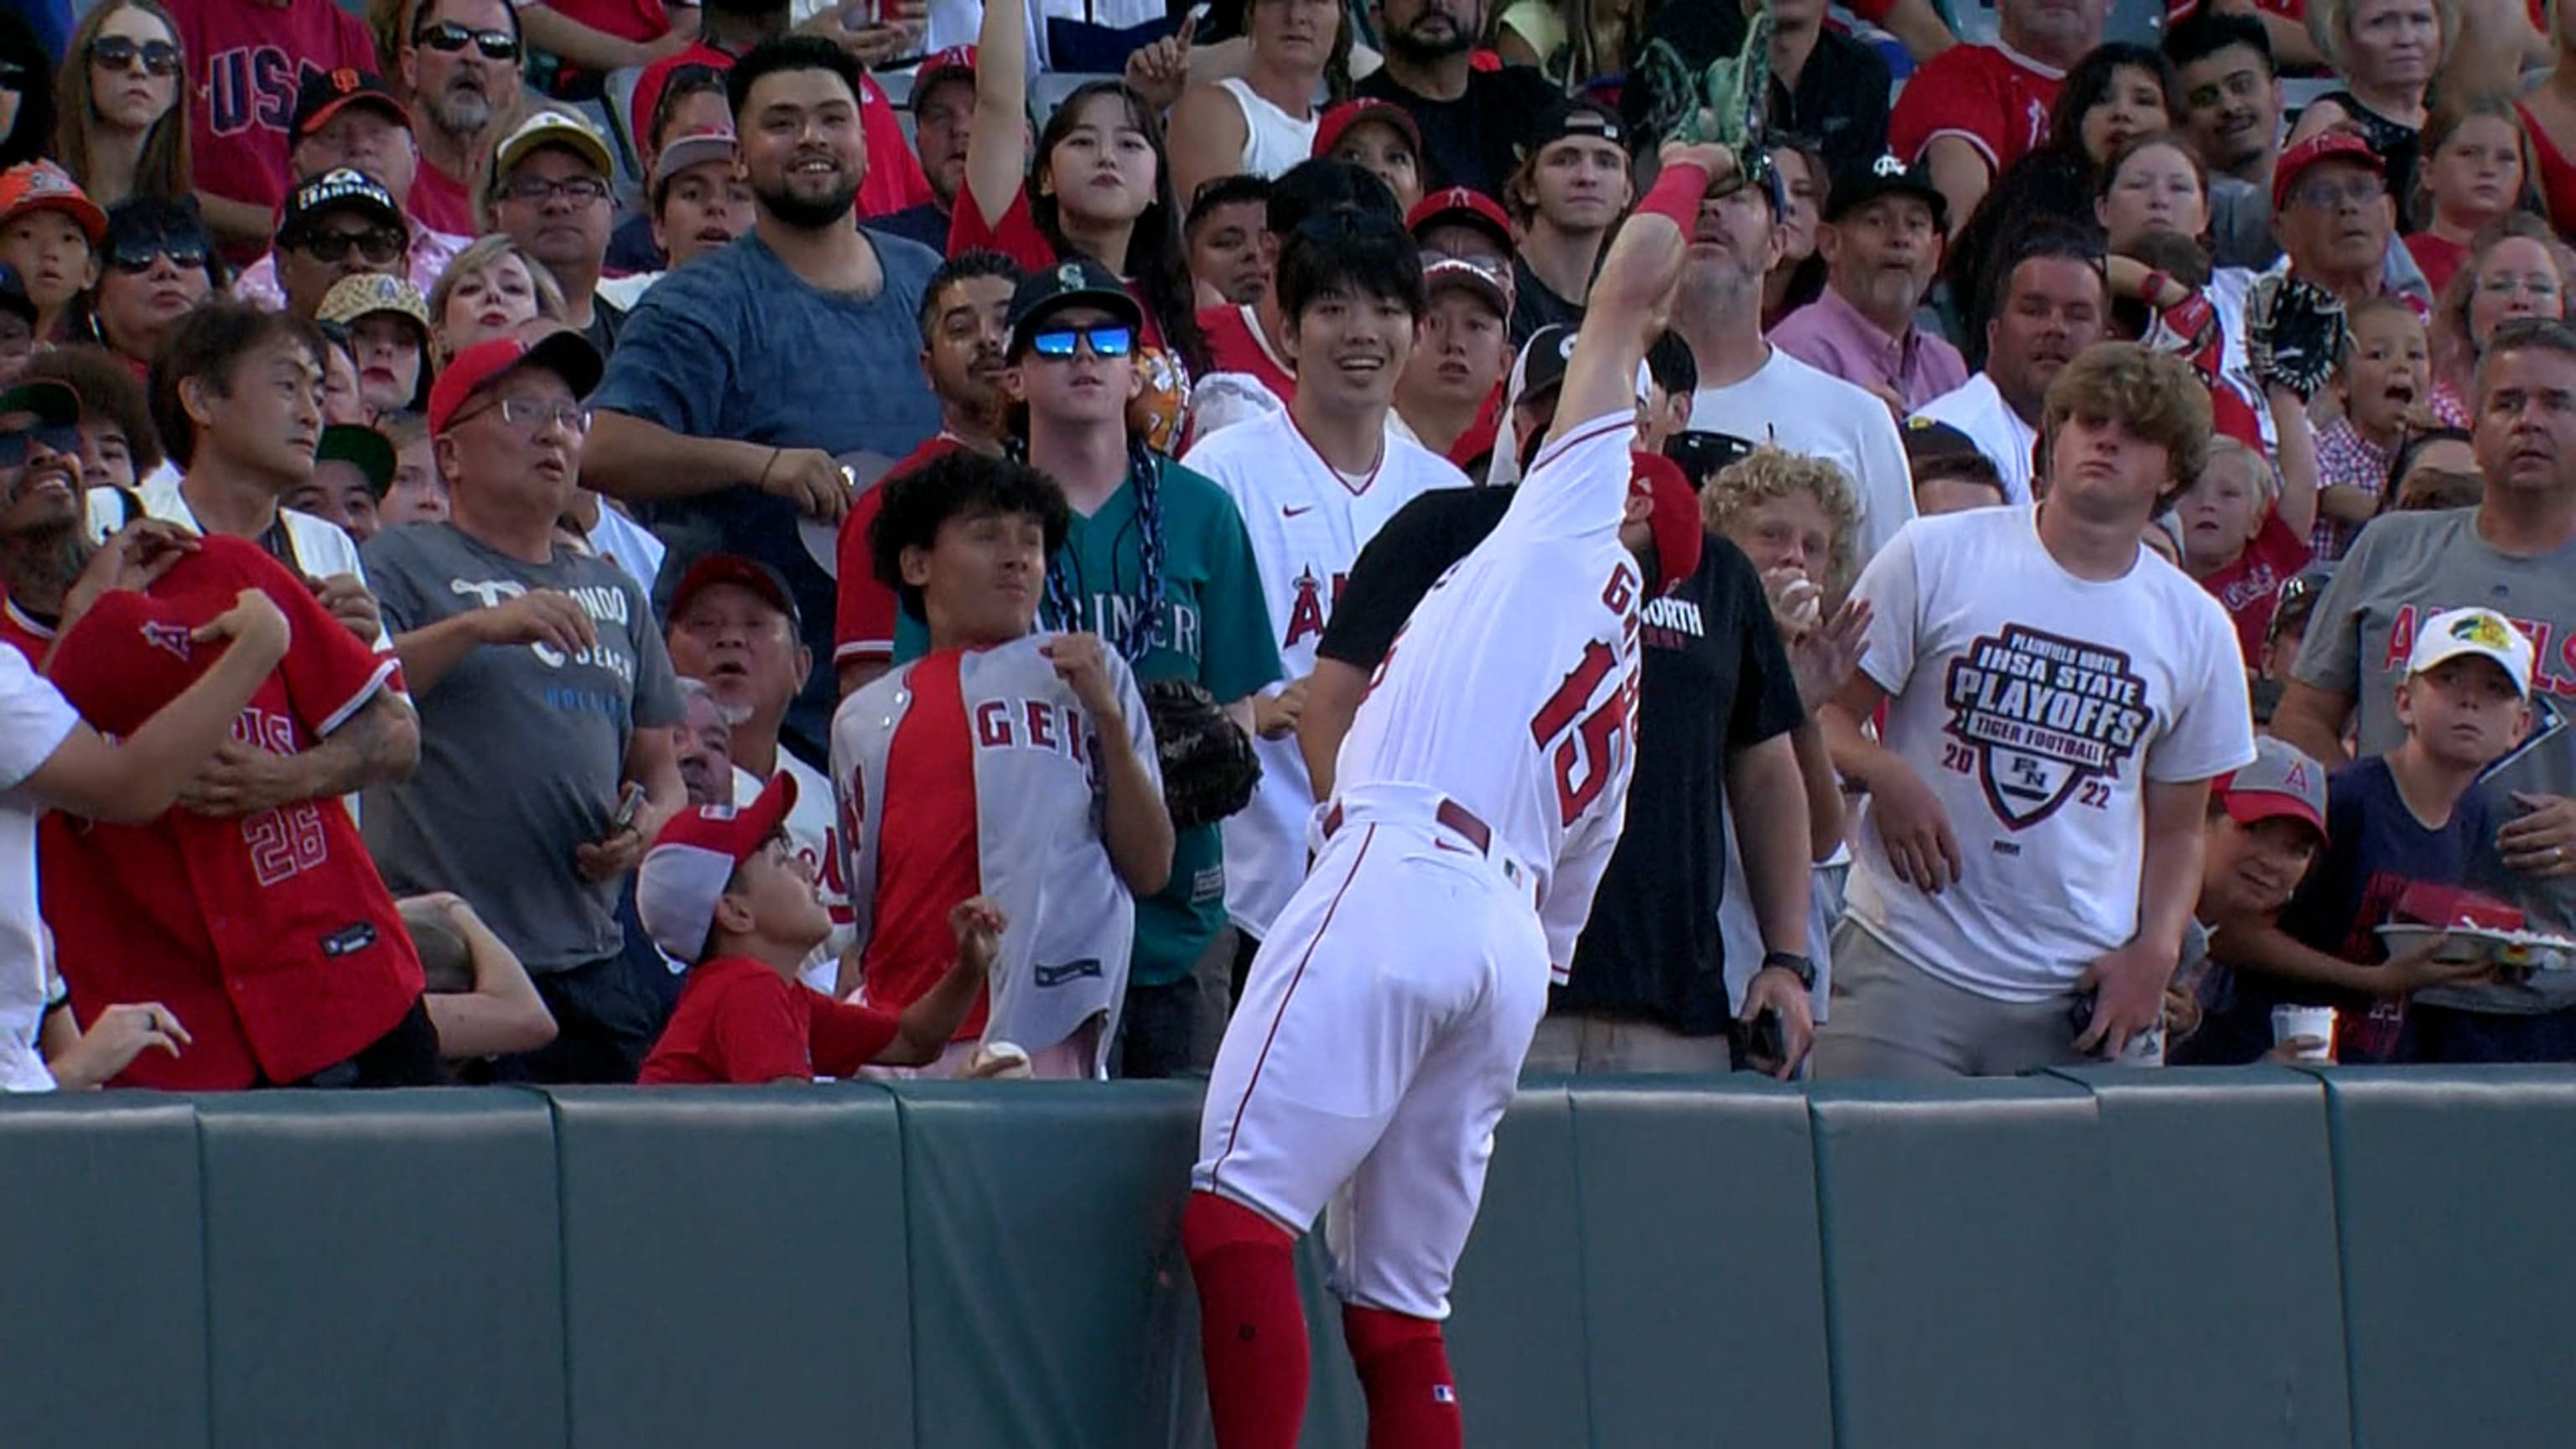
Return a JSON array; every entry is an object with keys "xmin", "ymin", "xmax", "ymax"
[
  {"xmin": 89, "ymin": 35, "xmax": 181, "ymax": 76},
  {"xmin": 294, "ymin": 227, "xmax": 404, "ymax": 264},
  {"xmin": 413, "ymin": 21, "xmax": 520, "ymax": 60},
  {"xmin": 1027, "ymin": 324, "xmax": 1134, "ymax": 359},
  {"xmin": 108, "ymin": 231, "xmax": 209, "ymax": 273},
  {"xmin": 0, "ymin": 422, "xmax": 80, "ymax": 468}
]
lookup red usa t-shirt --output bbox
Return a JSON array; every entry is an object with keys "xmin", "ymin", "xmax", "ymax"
[
  {"xmin": 2194, "ymin": 511, "xmax": 2314, "ymax": 666},
  {"xmin": 1887, "ymin": 42, "xmax": 2064, "ymax": 176},
  {"xmin": 834, "ymin": 434, "xmax": 965, "ymax": 667},
  {"xmin": 179, "ymin": 0, "xmax": 381, "ymax": 252},
  {"xmin": 639, "ymin": 956, "xmax": 901, "ymax": 1083},
  {"xmin": 40, "ymin": 538, "xmax": 420, "ymax": 1088}
]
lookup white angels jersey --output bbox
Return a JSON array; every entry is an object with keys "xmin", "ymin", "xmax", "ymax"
[
  {"xmin": 1332, "ymin": 412, "xmax": 1644, "ymax": 977},
  {"xmin": 1844, "ymin": 506, "xmax": 2257, "ymax": 1002},
  {"xmin": 1180, "ymin": 407, "xmax": 1467, "ymax": 937}
]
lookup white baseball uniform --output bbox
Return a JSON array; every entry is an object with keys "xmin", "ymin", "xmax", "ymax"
[
  {"xmin": 1192, "ymin": 410, "xmax": 1642, "ymax": 1321},
  {"xmin": 1180, "ymin": 408, "xmax": 1467, "ymax": 941}
]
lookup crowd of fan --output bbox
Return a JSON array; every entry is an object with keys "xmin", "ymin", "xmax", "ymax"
[{"xmin": 2, "ymin": 0, "xmax": 2575, "ymax": 1092}]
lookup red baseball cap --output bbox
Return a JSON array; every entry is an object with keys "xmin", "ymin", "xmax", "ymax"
[
  {"xmin": 668, "ymin": 552, "xmax": 802, "ymax": 629},
  {"xmin": 636, "ymin": 772, "xmax": 800, "ymax": 962},
  {"xmin": 912, "ymin": 45, "xmax": 978, "ymax": 111},
  {"xmin": 1312, "ymin": 98, "xmax": 1422, "ymax": 161},
  {"xmin": 0, "ymin": 161, "xmax": 106, "ymax": 247},
  {"xmin": 2272, "ymin": 131, "xmax": 2382, "ymax": 216},
  {"xmin": 1405, "ymin": 185, "xmax": 1512, "ymax": 253},
  {"xmin": 2214, "ymin": 737, "xmax": 2328, "ymax": 841},
  {"xmin": 1628, "ymin": 451, "xmax": 1703, "ymax": 596},
  {"xmin": 428, "ymin": 327, "xmax": 605, "ymax": 436}
]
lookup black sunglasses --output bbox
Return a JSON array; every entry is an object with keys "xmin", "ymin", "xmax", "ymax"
[
  {"xmin": 413, "ymin": 22, "xmax": 520, "ymax": 61},
  {"xmin": 88, "ymin": 35, "xmax": 181, "ymax": 77},
  {"xmin": 107, "ymin": 231, "xmax": 209, "ymax": 273},
  {"xmin": 293, "ymin": 227, "xmax": 404, "ymax": 264},
  {"xmin": 0, "ymin": 423, "xmax": 80, "ymax": 468}
]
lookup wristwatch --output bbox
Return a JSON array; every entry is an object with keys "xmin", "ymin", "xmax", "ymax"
[{"xmin": 1759, "ymin": 951, "xmax": 1817, "ymax": 990}]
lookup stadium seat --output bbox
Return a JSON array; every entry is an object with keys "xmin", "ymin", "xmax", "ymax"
[
  {"xmin": 196, "ymin": 1090, "xmax": 566, "ymax": 1449},
  {"xmin": 548, "ymin": 1083, "xmax": 917, "ymax": 1448},
  {"xmin": 1031, "ymin": 71, "xmax": 1119, "ymax": 127}
]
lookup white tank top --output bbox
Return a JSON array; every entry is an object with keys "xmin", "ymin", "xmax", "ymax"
[{"xmin": 1217, "ymin": 76, "xmax": 1318, "ymax": 179}]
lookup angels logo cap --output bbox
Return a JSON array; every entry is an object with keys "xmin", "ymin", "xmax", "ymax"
[
  {"xmin": 1405, "ymin": 185, "xmax": 1512, "ymax": 252},
  {"xmin": 2215, "ymin": 737, "xmax": 2329, "ymax": 840},
  {"xmin": 636, "ymin": 772, "xmax": 799, "ymax": 962},
  {"xmin": 2407, "ymin": 606, "xmax": 2536, "ymax": 698},
  {"xmin": 2272, "ymin": 131, "xmax": 2381, "ymax": 216}
]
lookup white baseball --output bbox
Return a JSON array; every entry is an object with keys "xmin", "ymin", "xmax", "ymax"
[{"xmin": 965, "ymin": 1041, "xmax": 1033, "ymax": 1080}]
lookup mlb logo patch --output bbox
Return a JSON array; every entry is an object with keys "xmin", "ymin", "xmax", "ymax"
[{"xmin": 1432, "ymin": 1386, "xmax": 1456, "ymax": 1405}]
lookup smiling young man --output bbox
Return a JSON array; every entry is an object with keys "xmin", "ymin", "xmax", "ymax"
[
  {"xmin": 1816, "ymin": 342, "xmax": 2257, "ymax": 1077},
  {"xmin": 1912, "ymin": 226, "xmax": 2111, "ymax": 503},
  {"xmin": 1183, "ymin": 210, "xmax": 1467, "ymax": 993},
  {"xmin": 2165, "ymin": 10, "xmax": 2287, "ymax": 268},
  {"xmin": 1506, "ymin": 97, "xmax": 1635, "ymax": 348}
]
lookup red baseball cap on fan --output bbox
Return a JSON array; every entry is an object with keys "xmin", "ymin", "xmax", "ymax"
[
  {"xmin": 1405, "ymin": 185, "xmax": 1512, "ymax": 253},
  {"xmin": 428, "ymin": 327, "xmax": 605, "ymax": 436},
  {"xmin": 636, "ymin": 772, "xmax": 800, "ymax": 962},
  {"xmin": 1628, "ymin": 451, "xmax": 1703, "ymax": 596}
]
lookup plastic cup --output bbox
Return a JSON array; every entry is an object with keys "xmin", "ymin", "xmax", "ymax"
[{"xmin": 2271, "ymin": 1005, "xmax": 2335, "ymax": 1062}]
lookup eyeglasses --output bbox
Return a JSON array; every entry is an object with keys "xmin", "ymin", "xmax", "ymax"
[
  {"xmin": 2476, "ymin": 273, "xmax": 2563, "ymax": 299},
  {"xmin": 88, "ymin": 36, "xmax": 181, "ymax": 76},
  {"xmin": 2288, "ymin": 174, "xmax": 2386, "ymax": 210},
  {"xmin": 498, "ymin": 174, "xmax": 611, "ymax": 206},
  {"xmin": 452, "ymin": 397, "xmax": 594, "ymax": 434},
  {"xmin": 107, "ymin": 233, "xmax": 208, "ymax": 273},
  {"xmin": 0, "ymin": 422, "xmax": 80, "ymax": 467},
  {"xmin": 1026, "ymin": 325, "xmax": 1134, "ymax": 359},
  {"xmin": 413, "ymin": 21, "xmax": 520, "ymax": 60},
  {"xmin": 293, "ymin": 227, "xmax": 404, "ymax": 263}
]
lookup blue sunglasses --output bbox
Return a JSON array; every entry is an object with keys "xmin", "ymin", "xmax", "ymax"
[{"xmin": 1027, "ymin": 325, "xmax": 1134, "ymax": 359}]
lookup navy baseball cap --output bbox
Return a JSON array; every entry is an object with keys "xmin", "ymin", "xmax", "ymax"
[{"xmin": 1005, "ymin": 257, "xmax": 1142, "ymax": 359}]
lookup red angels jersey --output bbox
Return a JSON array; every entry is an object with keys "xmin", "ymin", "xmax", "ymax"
[
  {"xmin": 1181, "ymin": 407, "xmax": 1467, "ymax": 935},
  {"xmin": 1887, "ymin": 42, "xmax": 2065, "ymax": 176},
  {"xmin": 1332, "ymin": 411, "xmax": 1644, "ymax": 979},
  {"xmin": 39, "ymin": 538, "xmax": 421, "ymax": 1088}
]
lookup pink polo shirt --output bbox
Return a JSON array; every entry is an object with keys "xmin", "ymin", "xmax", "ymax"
[{"xmin": 1770, "ymin": 286, "xmax": 1970, "ymax": 415}]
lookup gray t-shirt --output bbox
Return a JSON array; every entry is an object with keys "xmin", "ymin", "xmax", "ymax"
[
  {"xmin": 2293, "ymin": 506, "xmax": 2576, "ymax": 996},
  {"xmin": 359, "ymin": 522, "xmax": 683, "ymax": 974}
]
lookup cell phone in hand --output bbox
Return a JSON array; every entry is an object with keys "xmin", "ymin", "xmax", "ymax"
[
  {"xmin": 2067, "ymin": 988, "xmax": 2097, "ymax": 1043},
  {"xmin": 1732, "ymin": 1008, "xmax": 1788, "ymax": 1075},
  {"xmin": 609, "ymin": 782, "xmax": 645, "ymax": 834}
]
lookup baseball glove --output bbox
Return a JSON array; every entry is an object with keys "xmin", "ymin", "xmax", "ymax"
[
  {"xmin": 1143, "ymin": 678, "xmax": 1261, "ymax": 830},
  {"xmin": 2243, "ymin": 275, "xmax": 2350, "ymax": 402}
]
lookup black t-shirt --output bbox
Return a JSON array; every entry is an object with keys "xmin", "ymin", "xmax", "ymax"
[
  {"xmin": 1509, "ymin": 257, "xmax": 1587, "ymax": 349},
  {"xmin": 1631, "ymin": 7, "xmax": 1887, "ymax": 191},
  {"xmin": 1317, "ymin": 485, "xmax": 1808, "ymax": 1032},
  {"xmin": 1354, "ymin": 65, "xmax": 1561, "ymax": 198}
]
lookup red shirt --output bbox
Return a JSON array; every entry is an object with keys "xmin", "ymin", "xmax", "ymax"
[
  {"xmin": 2518, "ymin": 101, "xmax": 2576, "ymax": 239},
  {"xmin": 178, "ymin": 0, "xmax": 381, "ymax": 258},
  {"xmin": 640, "ymin": 956, "xmax": 901, "ymax": 1083},
  {"xmin": 0, "ymin": 597, "xmax": 52, "ymax": 664},
  {"xmin": 1888, "ymin": 42, "xmax": 2064, "ymax": 176},
  {"xmin": 2195, "ymin": 511, "xmax": 2314, "ymax": 666},
  {"xmin": 2404, "ymin": 232, "xmax": 2466, "ymax": 300},
  {"xmin": 1198, "ymin": 303, "xmax": 1296, "ymax": 403},
  {"xmin": 834, "ymin": 434, "xmax": 964, "ymax": 667},
  {"xmin": 633, "ymin": 43, "xmax": 929, "ymax": 220},
  {"xmin": 859, "ymin": 650, "xmax": 986, "ymax": 1037},
  {"xmin": 408, "ymin": 158, "xmax": 476, "ymax": 241},
  {"xmin": 40, "ymin": 538, "xmax": 420, "ymax": 1088}
]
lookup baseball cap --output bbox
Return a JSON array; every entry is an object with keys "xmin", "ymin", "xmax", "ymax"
[
  {"xmin": 0, "ymin": 264, "xmax": 34, "ymax": 327},
  {"xmin": 428, "ymin": 327, "xmax": 605, "ymax": 436},
  {"xmin": 2215, "ymin": 737, "xmax": 2329, "ymax": 840},
  {"xmin": 494, "ymin": 107, "xmax": 615, "ymax": 183},
  {"xmin": 1005, "ymin": 256, "xmax": 1143, "ymax": 357},
  {"xmin": 316, "ymin": 271, "xmax": 431, "ymax": 335},
  {"xmin": 315, "ymin": 423, "xmax": 397, "ymax": 496},
  {"xmin": 1829, "ymin": 151, "xmax": 1948, "ymax": 231},
  {"xmin": 669, "ymin": 552, "xmax": 803, "ymax": 630},
  {"xmin": 0, "ymin": 378, "xmax": 80, "ymax": 428},
  {"xmin": 288, "ymin": 69, "xmax": 408, "ymax": 148},
  {"xmin": 1405, "ymin": 185, "xmax": 1513, "ymax": 254},
  {"xmin": 1665, "ymin": 428, "xmax": 1758, "ymax": 486},
  {"xmin": 1423, "ymin": 255, "xmax": 1510, "ymax": 317},
  {"xmin": 2272, "ymin": 131, "xmax": 2382, "ymax": 215},
  {"xmin": 1312, "ymin": 98, "xmax": 1422, "ymax": 161},
  {"xmin": 1628, "ymin": 451, "xmax": 1704, "ymax": 596},
  {"xmin": 1522, "ymin": 96, "xmax": 1623, "ymax": 158},
  {"xmin": 912, "ymin": 45, "xmax": 978, "ymax": 111},
  {"xmin": 279, "ymin": 167, "xmax": 402, "ymax": 238},
  {"xmin": 636, "ymin": 771, "xmax": 802, "ymax": 962},
  {"xmin": 2406, "ymin": 605, "xmax": 2536, "ymax": 697},
  {"xmin": 0, "ymin": 161, "xmax": 106, "ymax": 247},
  {"xmin": 650, "ymin": 126, "xmax": 737, "ymax": 190},
  {"xmin": 1509, "ymin": 323, "xmax": 1653, "ymax": 406},
  {"xmin": 1902, "ymin": 416, "xmax": 1985, "ymax": 469}
]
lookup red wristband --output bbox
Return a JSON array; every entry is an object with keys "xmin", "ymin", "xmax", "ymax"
[{"xmin": 1638, "ymin": 161, "xmax": 1711, "ymax": 229}]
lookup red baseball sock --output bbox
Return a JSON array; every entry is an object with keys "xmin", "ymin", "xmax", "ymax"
[
  {"xmin": 1183, "ymin": 1192, "xmax": 1308, "ymax": 1449},
  {"xmin": 1343, "ymin": 1304, "xmax": 1463, "ymax": 1449}
]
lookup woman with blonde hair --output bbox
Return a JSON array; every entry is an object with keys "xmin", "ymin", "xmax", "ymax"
[
  {"xmin": 53, "ymin": 0, "xmax": 189, "ymax": 209},
  {"xmin": 426, "ymin": 233, "xmax": 565, "ymax": 362},
  {"xmin": 2287, "ymin": 0, "xmax": 2451, "ymax": 205},
  {"xmin": 2427, "ymin": 212, "xmax": 2575, "ymax": 423}
]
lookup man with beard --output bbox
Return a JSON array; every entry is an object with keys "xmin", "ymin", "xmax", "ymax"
[
  {"xmin": 489, "ymin": 109, "xmax": 626, "ymax": 357},
  {"xmin": 398, "ymin": 0, "xmax": 523, "ymax": 241},
  {"xmin": 1353, "ymin": 0, "xmax": 1558, "ymax": 196},
  {"xmin": 1505, "ymin": 99, "xmax": 1635, "ymax": 348},
  {"xmin": 1913, "ymin": 226, "xmax": 2111, "ymax": 504},
  {"xmin": 1675, "ymin": 158, "xmax": 1915, "ymax": 566},
  {"xmin": 834, "ymin": 249, "xmax": 1020, "ymax": 694},
  {"xmin": 587, "ymin": 37, "xmax": 943, "ymax": 766},
  {"xmin": 1774, "ymin": 154, "xmax": 1964, "ymax": 415}
]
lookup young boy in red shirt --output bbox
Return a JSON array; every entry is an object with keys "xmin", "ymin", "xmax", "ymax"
[
  {"xmin": 2174, "ymin": 434, "xmax": 2316, "ymax": 668},
  {"xmin": 634, "ymin": 773, "xmax": 1002, "ymax": 1084}
]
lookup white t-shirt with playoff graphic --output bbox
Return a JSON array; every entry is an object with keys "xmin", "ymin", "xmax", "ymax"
[{"xmin": 1844, "ymin": 506, "xmax": 2255, "ymax": 1002}]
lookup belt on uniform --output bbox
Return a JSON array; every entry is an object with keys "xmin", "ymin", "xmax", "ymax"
[{"xmin": 1319, "ymin": 797, "xmax": 1493, "ymax": 856}]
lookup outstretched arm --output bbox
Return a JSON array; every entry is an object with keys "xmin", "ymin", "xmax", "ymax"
[{"xmin": 965, "ymin": 0, "xmax": 1034, "ymax": 226}]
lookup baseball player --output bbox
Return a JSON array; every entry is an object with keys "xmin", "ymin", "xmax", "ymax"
[{"xmin": 1182, "ymin": 138, "xmax": 1730, "ymax": 1449}]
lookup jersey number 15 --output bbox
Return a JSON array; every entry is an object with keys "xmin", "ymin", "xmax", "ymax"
[{"xmin": 1530, "ymin": 639, "xmax": 1629, "ymax": 827}]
